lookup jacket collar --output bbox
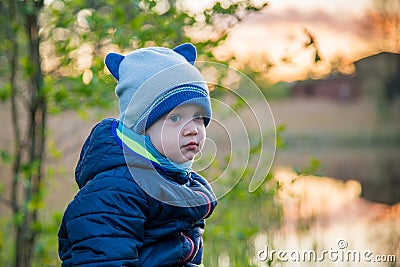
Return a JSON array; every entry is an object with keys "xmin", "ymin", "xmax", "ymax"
[{"xmin": 113, "ymin": 120, "xmax": 192, "ymax": 185}]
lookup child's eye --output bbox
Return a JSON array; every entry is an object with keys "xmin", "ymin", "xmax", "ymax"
[{"xmin": 170, "ymin": 115, "xmax": 180, "ymax": 122}]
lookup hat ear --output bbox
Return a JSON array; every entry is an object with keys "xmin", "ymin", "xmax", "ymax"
[
  {"xmin": 173, "ymin": 43, "xmax": 197, "ymax": 65},
  {"xmin": 105, "ymin": 52, "xmax": 125, "ymax": 80}
]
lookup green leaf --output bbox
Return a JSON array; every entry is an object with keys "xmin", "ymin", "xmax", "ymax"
[
  {"xmin": 0, "ymin": 84, "xmax": 11, "ymax": 101},
  {"xmin": 0, "ymin": 149, "xmax": 12, "ymax": 164},
  {"xmin": 293, "ymin": 157, "xmax": 323, "ymax": 176},
  {"xmin": 48, "ymin": 140, "xmax": 63, "ymax": 160}
]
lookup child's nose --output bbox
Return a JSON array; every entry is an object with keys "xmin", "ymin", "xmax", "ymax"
[{"xmin": 183, "ymin": 120, "xmax": 198, "ymax": 136}]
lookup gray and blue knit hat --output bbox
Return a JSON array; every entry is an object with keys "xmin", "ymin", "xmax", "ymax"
[{"xmin": 105, "ymin": 43, "xmax": 211, "ymax": 133}]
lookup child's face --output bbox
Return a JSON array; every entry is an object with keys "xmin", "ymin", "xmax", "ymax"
[{"xmin": 146, "ymin": 104, "xmax": 206, "ymax": 164}]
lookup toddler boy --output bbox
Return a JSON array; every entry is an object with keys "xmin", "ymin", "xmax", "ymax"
[{"xmin": 58, "ymin": 43, "xmax": 217, "ymax": 266}]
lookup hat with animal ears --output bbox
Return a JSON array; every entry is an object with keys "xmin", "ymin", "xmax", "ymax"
[{"xmin": 105, "ymin": 43, "xmax": 211, "ymax": 133}]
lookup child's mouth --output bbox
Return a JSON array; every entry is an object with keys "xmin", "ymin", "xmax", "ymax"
[{"xmin": 182, "ymin": 141, "xmax": 198, "ymax": 150}]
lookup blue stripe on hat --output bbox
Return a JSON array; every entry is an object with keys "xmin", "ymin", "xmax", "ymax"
[{"xmin": 133, "ymin": 85, "xmax": 211, "ymax": 133}]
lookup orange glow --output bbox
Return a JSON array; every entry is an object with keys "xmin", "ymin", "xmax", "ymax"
[{"xmin": 212, "ymin": 0, "xmax": 400, "ymax": 82}]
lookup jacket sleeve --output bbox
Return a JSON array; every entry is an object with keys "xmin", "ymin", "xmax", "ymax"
[
  {"xmin": 138, "ymin": 233, "xmax": 192, "ymax": 266},
  {"xmin": 185, "ymin": 225, "xmax": 204, "ymax": 265},
  {"xmin": 59, "ymin": 176, "xmax": 148, "ymax": 267},
  {"xmin": 138, "ymin": 227, "xmax": 203, "ymax": 266}
]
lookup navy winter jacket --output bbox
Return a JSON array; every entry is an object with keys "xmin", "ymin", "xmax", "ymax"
[{"xmin": 58, "ymin": 119, "xmax": 217, "ymax": 266}]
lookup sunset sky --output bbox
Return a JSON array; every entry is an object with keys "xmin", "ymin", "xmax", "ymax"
[
  {"xmin": 182, "ymin": 0, "xmax": 399, "ymax": 82},
  {"xmin": 216, "ymin": 0, "xmax": 398, "ymax": 82},
  {"xmin": 181, "ymin": 0, "xmax": 398, "ymax": 82}
]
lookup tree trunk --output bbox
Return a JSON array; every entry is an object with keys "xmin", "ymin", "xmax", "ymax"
[{"xmin": 12, "ymin": 1, "xmax": 46, "ymax": 266}]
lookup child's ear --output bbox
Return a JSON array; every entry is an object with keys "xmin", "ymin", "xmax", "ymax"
[
  {"xmin": 173, "ymin": 43, "xmax": 197, "ymax": 65},
  {"xmin": 105, "ymin": 52, "xmax": 125, "ymax": 80}
]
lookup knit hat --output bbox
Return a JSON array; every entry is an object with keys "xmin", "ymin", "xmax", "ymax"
[{"xmin": 105, "ymin": 43, "xmax": 211, "ymax": 133}]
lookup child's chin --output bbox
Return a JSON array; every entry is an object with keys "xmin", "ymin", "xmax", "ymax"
[{"xmin": 179, "ymin": 153, "xmax": 196, "ymax": 163}]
